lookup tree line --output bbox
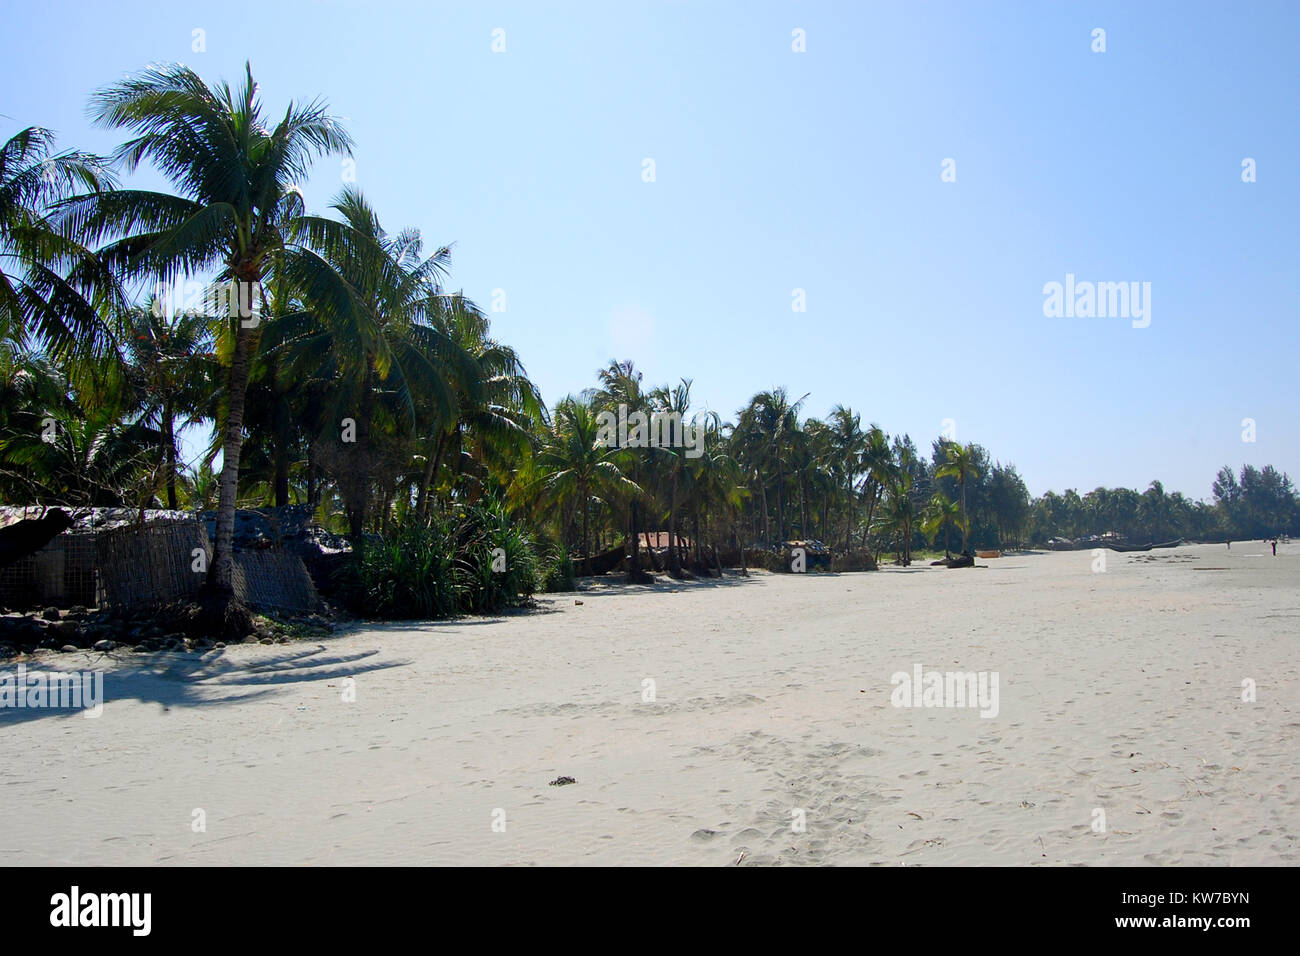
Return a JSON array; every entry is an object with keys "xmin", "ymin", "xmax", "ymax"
[{"xmin": 2, "ymin": 64, "xmax": 1295, "ymax": 615}]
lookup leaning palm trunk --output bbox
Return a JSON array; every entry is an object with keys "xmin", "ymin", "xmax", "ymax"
[
  {"xmin": 418, "ymin": 431, "xmax": 450, "ymax": 520},
  {"xmin": 960, "ymin": 480, "xmax": 968, "ymax": 551},
  {"xmin": 667, "ymin": 465, "xmax": 683, "ymax": 578},
  {"xmin": 580, "ymin": 480, "xmax": 591, "ymax": 575},
  {"xmin": 346, "ymin": 364, "xmax": 377, "ymax": 543},
  {"xmin": 627, "ymin": 501, "xmax": 641, "ymax": 577}
]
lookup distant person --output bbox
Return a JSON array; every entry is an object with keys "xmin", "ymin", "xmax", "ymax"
[
  {"xmin": 1272, "ymin": 539, "xmax": 1277, "ymax": 556},
  {"xmin": 1227, "ymin": 540, "xmax": 1231, "ymax": 550}
]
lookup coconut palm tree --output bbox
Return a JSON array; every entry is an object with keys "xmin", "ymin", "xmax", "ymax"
[
  {"xmin": 857, "ymin": 424, "xmax": 891, "ymax": 550},
  {"xmin": 285, "ymin": 187, "xmax": 480, "ymax": 542},
  {"xmin": 414, "ymin": 292, "xmax": 541, "ymax": 517},
  {"xmin": 59, "ymin": 62, "xmax": 354, "ymax": 604},
  {"xmin": 827, "ymin": 405, "xmax": 865, "ymax": 550},
  {"xmin": 118, "ymin": 300, "xmax": 215, "ymax": 508},
  {"xmin": 594, "ymin": 360, "xmax": 655, "ymax": 581},
  {"xmin": 0, "ymin": 125, "xmax": 117, "ymax": 359},
  {"xmin": 531, "ymin": 397, "xmax": 640, "ymax": 574},
  {"xmin": 920, "ymin": 490, "xmax": 961, "ymax": 557},
  {"xmin": 649, "ymin": 378, "xmax": 696, "ymax": 578},
  {"xmin": 734, "ymin": 387, "xmax": 807, "ymax": 544},
  {"xmin": 883, "ymin": 466, "xmax": 917, "ymax": 566},
  {"xmin": 682, "ymin": 415, "xmax": 742, "ymax": 574},
  {"xmin": 936, "ymin": 441, "xmax": 980, "ymax": 551}
]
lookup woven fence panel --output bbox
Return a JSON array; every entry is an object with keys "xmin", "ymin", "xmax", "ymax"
[
  {"xmin": 232, "ymin": 551, "xmax": 320, "ymax": 613},
  {"xmin": 96, "ymin": 520, "xmax": 210, "ymax": 609}
]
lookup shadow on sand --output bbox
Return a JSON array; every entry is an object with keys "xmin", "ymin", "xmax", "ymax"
[{"xmin": 0, "ymin": 644, "xmax": 406, "ymax": 726}]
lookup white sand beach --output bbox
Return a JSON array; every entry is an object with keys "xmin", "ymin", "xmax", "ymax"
[{"xmin": 2, "ymin": 543, "xmax": 1296, "ymax": 866}]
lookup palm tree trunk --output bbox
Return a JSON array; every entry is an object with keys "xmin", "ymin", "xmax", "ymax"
[
  {"xmin": 209, "ymin": 325, "xmax": 260, "ymax": 595},
  {"xmin": 580, "ymin": 480, "xmax": 591, "ymax": 576},
  {"xmin": 861, "ymin": 484, "xmax": 878, "ymax": 550},
  {"xmin": 961, "ymin": 479, "xmax": 968, "ymax": 551},
  {"xmin": 418, "ymin": 432, "xmax": 449, "ymax": 519},
  {"xmin": 843, "ymin": 480, "xmax": 854, "ymax": 552},
  {"xmin": 273, "ymin": 395, "xmax": 290, "ymax": 507},
  {"xmin": 415, "ymin": 435, "xmax": 439, "ymax": 518},
  {"xmin": 667, "ymin": 466, "xmax": 682, "ymax": 578},
  {"xmin": 776, "ymin": 464, "xmax": 785, "ymax": 543},
  {"xmin": 347, "ymin": 363, "xmax": 376, "ymax": 542},
  {"xmin": 795, "ymin": 473, "xmax": 806, "ymax": 538},
  {"xmin": 163, "ymin": 406, "xmax": 178, "ymax": 510},
  {"xmin": 306, "ymin": 441, "xmax": 318, "ymax": 508},
  {"xmin": 627, "ymin": 500, "xmax": 641, "ymax": 579}
]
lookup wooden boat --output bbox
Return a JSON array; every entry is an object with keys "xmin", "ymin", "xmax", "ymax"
[
  {"xmin": 975, "ymin": 549, "xmax": 1000, "ymax": 558},
  {"xmin": 1108, "ymin": 542, "xmax": 1151, "ymax": 552},
  {"xmin": 1151, "ymin": 539, "xmax": 1183, "ymax": 549}
]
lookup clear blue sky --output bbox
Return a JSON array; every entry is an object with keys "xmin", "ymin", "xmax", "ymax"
[{"xmin": 3, "ymin": 1, "xmax": 1296, "ymax": 500}]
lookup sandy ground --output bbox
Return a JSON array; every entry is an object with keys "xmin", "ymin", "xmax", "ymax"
[{"xmin": 1, "ymin": 542, "xmax": 1296, "ymax": 866}]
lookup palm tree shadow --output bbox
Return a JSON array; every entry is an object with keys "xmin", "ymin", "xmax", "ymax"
[{"xmin": 0, "ymin": 646, "xmax": 405, "ymax": 726}]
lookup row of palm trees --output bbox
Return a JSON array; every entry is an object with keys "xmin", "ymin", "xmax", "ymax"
[
  {"xmin": 0, "ymin": 62, "xmax": 1015, "ymax": 581},
  {"xmin": 7, "ymin": 61, "xmax": 1273, "ymax": 606},
  {"xmin": 520, "ymin": 373, "xmax": 999, "ymax": 572},
  {"xmin": 2, "ymin": 63, "xmax": 549, "ymax": 610}
]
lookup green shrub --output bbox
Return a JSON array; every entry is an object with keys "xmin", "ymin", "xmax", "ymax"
[
  {"xmin": 454, "ymin": 501, "xmax": 539, "ymax": 613},
  {"xmin": 341, "ymin": 503, "xmax": 540, "ymax": 619},
  {"xmin": 538, "ymin": 540, "xmax": 576, "ymax": 593},
  {"xmin": 351, "ymin": 513, "xmax": 460, "ymax": 619}
]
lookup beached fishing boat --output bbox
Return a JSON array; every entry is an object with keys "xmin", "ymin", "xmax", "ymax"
[
  {"xmin": 975, "ymin": 549, "xmax": 1000, "ymax": 558},
  {"xmin": 1108, "ymin": 542, "xmax": 1152, "ymax": 552},
  {"xmin": 1151, "ymin": 539, "xmax": 1183, "ymax": 549}
]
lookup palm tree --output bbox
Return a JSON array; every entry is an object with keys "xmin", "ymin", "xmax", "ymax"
[
  {"xmin": 827, "ymin": 405, "xmax": 865, "ymax": 550},
  {"xmin": 920, "ymin": 490, "xmax": 961, "ymax": 557},
  {"xmin": 734, "ymin": 388, "xmax": 807, "ymax": 544},
  {"xmin": 287, "ymin": 187, "xmax": 480, "ymax": 542},
  {"xmin": 857, "ymin": 424, "xmax": 891, "ymax": 550},
  {"xmin": 59, "ymin": 62, "xmax": 354, "ymax": 603},
  {"xmin": 883, "ymin": 465, "xmax": 917, "ymax": 566},
  {"xmin": 936, "ymin": 441, "xmax": 980, "ymax": 552},
  {"xmin": 118, "ymin": 300, "xmax": 215, "ymax": 508},
  {"xmin": 1, "ymin": 125, "xmax": 116, "ymax": 359},
  {"xmin": 1138, "ymin": 480, "xmax": 1173, "ymax": 542},
  {"xmin": 682, "ymin": 416, "xmax": 743, "ymax": 574},
  {"xmin": 414, "ymin": 293, "xmax": 540, "ymax": 517},
  {"xmin": 0, "ymin": 373, "xmax": 161, "ymax": 506},
  {"xmin": 650, "ymin": 378, "xmax": 695, "ymax": 578},
  {"xmin": 594, "ymin": 360, "xmax": 654, "ymax": 581},
  {"xmin": 531, "ymin": 397, "xmax": 640, "ymax": 574}
]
